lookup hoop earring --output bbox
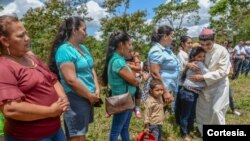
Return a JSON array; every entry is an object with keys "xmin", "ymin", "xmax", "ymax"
[{"xmin": 7, "ymin": 47, "xmax": 11, "ymax": 55}]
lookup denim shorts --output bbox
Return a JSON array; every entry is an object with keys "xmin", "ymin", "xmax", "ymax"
[{"xmin": 64, "ymin": 92, "xmax": 94, "ymax": 137}]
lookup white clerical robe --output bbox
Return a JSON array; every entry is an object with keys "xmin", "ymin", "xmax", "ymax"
[{"xmin": 196, "ymin": 43, "xmax": 230, "ymax": 136}]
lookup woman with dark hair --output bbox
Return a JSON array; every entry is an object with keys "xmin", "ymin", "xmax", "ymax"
[
  {"xmin": 179, "ymin": 47, "xmax": 207, "ymax": 141},
  {"xmin": 48, "ymin": 16, "xmax": 100, "ymax": 141},
  {"xmin": 177, "ymin": 36, "xmax": 193, "ymax": 78},
  {"xmin": 148, "ymin": 25, "xmax": 178, "ymax": 113},
  {"xmin": 0, "ymin": 15, "xmax": 68, "ymax": 141},
  {"xmin": 175, "ymin": 35, "xmax": 196, "ymax": 125},
  {"xmin": 102, "ymin": 30, "xmax": 139, "ymax": 141}
]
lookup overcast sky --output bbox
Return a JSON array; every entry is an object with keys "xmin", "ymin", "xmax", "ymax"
[{"xmin": 0, "ymin": 0, "xmax": 213, "ymax": 39}]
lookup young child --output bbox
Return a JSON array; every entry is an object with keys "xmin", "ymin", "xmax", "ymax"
[
  {"xmin": 179, "ymin": 47, "xmax": 208, "ymax": 141},
  {"xmin": 127, "ymin": 51, "xmax": 143, "ymax": 118},
  {"xmin": 144, "ymin": 79, "xmax": 166, "ymax": 141}
]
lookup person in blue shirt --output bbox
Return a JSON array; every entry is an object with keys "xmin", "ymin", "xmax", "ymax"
[
  {"xmin": 148, "ymin": 25, "xmax": 179, "ymax": 113},
  {"xmin": 48, "ymin": 16, "xmax": 100, "ymax": 141}
]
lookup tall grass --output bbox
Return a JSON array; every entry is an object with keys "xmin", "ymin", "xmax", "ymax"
[{"xmin": 87, "ymin": 75, "xmax": 250, "ymax": 141}]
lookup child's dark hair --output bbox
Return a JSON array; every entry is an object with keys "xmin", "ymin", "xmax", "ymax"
[
  {"xmin": 181, "ymin": 47, "xmax": 205, "ymax": 81},
  {"xmin": 189, "ymin": 47, "xmax": 205, "ymax": 61},
  {"xmin": 149, "ymin": 79, "xmax": 164, "ymax": 93}
]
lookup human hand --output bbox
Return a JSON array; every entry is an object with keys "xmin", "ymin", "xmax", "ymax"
[
  {"xmin": 50, "ymin": 98, "xmax": 69, "ymax": 117},
  {"xmin": 144, "ymin": 128, "xmax": 150, "ymax": 134},
  {"xmin": 187, "ymin": 62, "xmax": 200, "ymax": 71},
  {"xmin": 163, "ymin": 92, "xmax": 173, "ymax": 104},
  {"xmin": 88, "ymin": 94, "xmax": 100, "ymax": 105},
  {"xmin": 95, "ymin": 89, "xmax": 100, "ymax": 98},
  {"xmin": 60, "ymin": 96, "xmax": 69, "ymax": 112},
  {"xmin": 189, "ymin": 74, "xmax": 204, "ymax": 82},
  {"xmin": 240, "ymin": 55, "xmax": 245, "ymax": 60}
]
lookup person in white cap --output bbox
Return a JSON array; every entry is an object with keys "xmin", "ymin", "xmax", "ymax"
[{"xmin": 189, "ymin": 28, "xmax": 230, "ymax": 136}]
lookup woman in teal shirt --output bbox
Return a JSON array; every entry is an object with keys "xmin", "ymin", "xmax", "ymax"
[
  {"xmin": 49, "ymin": 16, "xmax": 100, "ymax": 141},
  {"xmin": 102, "ymin": 31, "xmax": 139, "ymax": 141}
]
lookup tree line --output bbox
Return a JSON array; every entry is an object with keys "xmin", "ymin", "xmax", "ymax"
[{"xmin": 1, "ymin": 0, "xmax": 250, "ymax": 79}]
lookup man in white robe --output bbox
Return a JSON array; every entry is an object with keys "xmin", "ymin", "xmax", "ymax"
[{"xmin": 190, "ymin": 28, "xmax": 230, "ymax": 136}]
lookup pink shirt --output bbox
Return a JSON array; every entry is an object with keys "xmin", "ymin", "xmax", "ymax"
[{"xmin": 0, "ymin": 55, "xmax": 60, "ymax": 140}]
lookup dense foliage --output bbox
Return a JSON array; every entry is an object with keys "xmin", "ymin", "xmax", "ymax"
[
  {"xmin": 153, "ymin": 0, "xmax": 200, "ymax": 47},
  {"xmin": 15, "ymin": 0, "xmax": 250, "ymax": 80},
  {"xmin": 209, "ymin": 0, "xmax": 250, "ymax": 43},
  {"xmin": 21, "ymin": 0, "xmax": 88, "ymax": 61}
]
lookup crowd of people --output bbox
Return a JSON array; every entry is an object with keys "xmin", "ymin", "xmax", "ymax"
[{"xmin": 0, "ymin": 14, "xmax": 248, "ymax": 141}]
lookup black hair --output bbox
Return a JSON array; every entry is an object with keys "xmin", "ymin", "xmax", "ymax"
[
  {"xmin": 149, "ymin": 79, "xmax": 164, "ymax": 95},
  {"xmin": 188, "ymin": 47, "xmax": 205, "ymax": 61},
  {"xmin": 181, "ymin": 47, "xmax": 206, "ymax": 81},
  {"xmin": 0, "ymin": 15, "xmax": 19, "ymax": 52},
  {"xmin": 180, "ymin": 35, "xmax": 192, "ymax": 47},
  {"xmin": 151, "ymin": 25, "xmax": 173, "ymax": 44},
  {"xmin": 102, "ymin": 30, "xmax": 130, "ymax": 86},
  {"xmin": 48, "ymin": 16, "xmax": 85, "ymax": 76},
  {"xmin": 199, "ymin": 34, "xmax": 215, "ymax": 41}
]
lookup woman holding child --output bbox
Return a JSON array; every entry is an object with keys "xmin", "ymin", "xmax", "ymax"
[{"xmin": 102, "ymin": 31, "xmax": 140, "ymax": 141}]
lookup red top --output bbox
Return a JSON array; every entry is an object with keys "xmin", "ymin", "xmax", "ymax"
[{"xmin": 0, "ymin": 55, "xmax": 60, "ymax": 140}]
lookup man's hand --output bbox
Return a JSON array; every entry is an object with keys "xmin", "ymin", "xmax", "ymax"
[
  {"xmin": 187, "ymin": 62, "xmax": 200, "ymax": 71},
  {"xmin": 189, "ymin": 74, "xmax": 204, "ymax": 82}
]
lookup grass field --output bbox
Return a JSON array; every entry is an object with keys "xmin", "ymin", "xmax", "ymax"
[{"xmin": 87, "ymin": 75, "xmax": 250, "ymax": 141}]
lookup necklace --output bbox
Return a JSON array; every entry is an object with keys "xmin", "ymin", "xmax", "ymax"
[
  {"xmin": 67, "ymin": 41, "xmax": 86, "ymax": 56},
  {"xmin": 4, "ymin": 55, "xmax": 37, "ymax": 68}
]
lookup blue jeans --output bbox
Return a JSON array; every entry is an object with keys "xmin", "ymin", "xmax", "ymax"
[
  {"xmin": 171, "ymin": 91, "xmax": 178, "ymax": 114},
  {"xmin": 110, "ymin": 110, "xmax": 132, "ymax": 141},
  {"xmin": 4, "ymin": 128, "xmax": 66, "ymax": 141},
  {"xmin": 232, "ymin": 58, "xmax": 243, "ymax": 80},
  {"xmin": 241, "ymin": 59, "xmax": 250, "ymax": 77},
  {"xmin": 179, "ymin": 88, "xmax": 198, "ymax": 138},
  {"xmin": 229, "ymin": 87, "xmax": 235, "ymax": 111},
  {"xmin": 149, "ymin": 125, "xmax": 162, "ymax": 141},
  {"xmin": 175, "ymin": 86, "xmax": 183, "ymax": 125}
]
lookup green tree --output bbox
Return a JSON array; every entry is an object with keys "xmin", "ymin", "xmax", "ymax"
[
  {"xmin": 153, "ymin": 0, "xmax": 200, "ymax": 47},
  {"xmin": 209, "ymin": 0, "xmax": 250, "ymax": 43},
  {"xmin": 100, "ymin": 0, "xmax": 154, "ymax": 60},
  {"xmin": 21, "ymin": 0, "xmax": 88, "ymax": 61}
]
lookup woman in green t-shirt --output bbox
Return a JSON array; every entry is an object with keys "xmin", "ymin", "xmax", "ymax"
[{"xmin": 102, "ymin": 31, "xmax": 140, "ymax": 141}]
